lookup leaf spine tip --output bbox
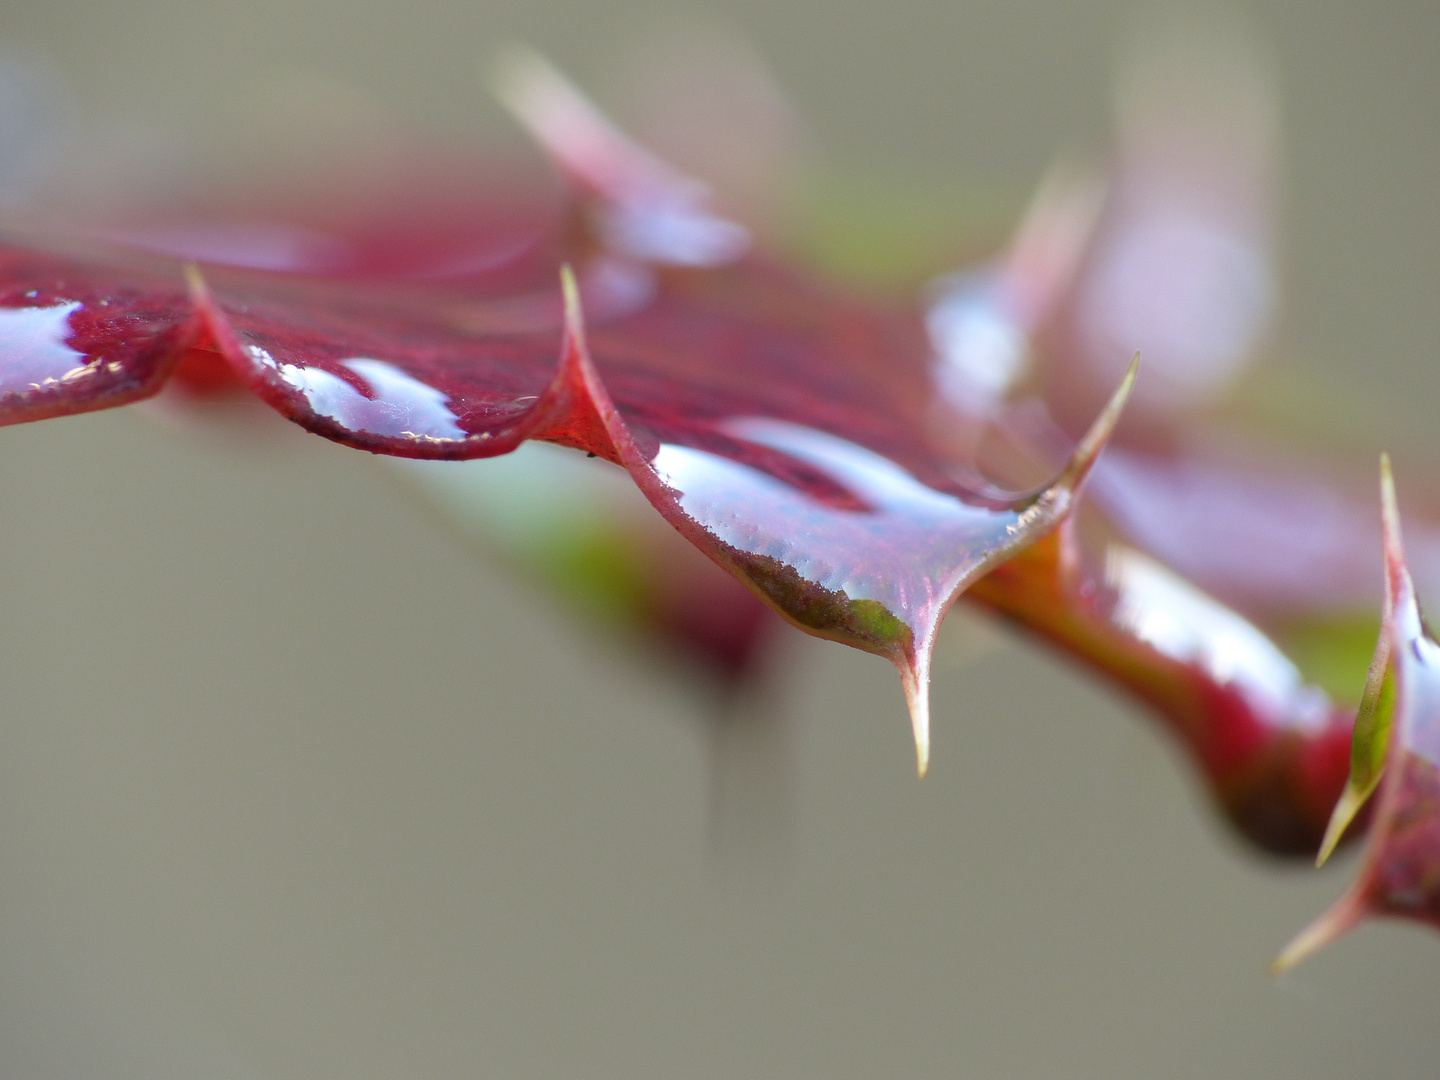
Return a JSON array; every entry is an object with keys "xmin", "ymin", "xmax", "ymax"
[
  {"xmin": 900, "ymin": 662, "xmax": 932, "ymax": 779},
  {"xmin": 1270, "ymin": 896, "xmax": 1361, "ymax": 976},
  {"xmin": 1315, "ymin": 786, "xmax": 1365, "ymax": 868},
  {"xmin": 1057, "ymin": 352, "xmax": 1139, "ymax": 493},
  {"xmin": 182, "ymin": 262, "xmax": 208, "ymax": 300},
  {"xmin": 1379, "ymin": 452, "xmax": 1403, "ymax": 562},
  {"xmin": 488, "ymin": 42, "xmax": 552, "ymax": 120},
  {"xmin": 558, "ymin": 264, "xmax": 586, "ymax": 346}
]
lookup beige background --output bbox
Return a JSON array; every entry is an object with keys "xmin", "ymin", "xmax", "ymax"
[{"xmin": 0, "ymin": 1, "xmax": 1438, "ymax": 1077}]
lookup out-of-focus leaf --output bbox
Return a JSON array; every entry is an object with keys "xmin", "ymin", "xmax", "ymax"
[
  {"xmin": 390, "ymin": 443, "xmax": 777, "ymax": 682},
  {"xmin": 1038, "ymin": 18, "xmax": 1279, "ymax": 438},
  {"xmin": 1276, "ymin": 460, "xmax": 1440, "ymax": 970},
  {"xmin": 1274, "ymin": 613, "xmax": 1383, "ymax": 704}
]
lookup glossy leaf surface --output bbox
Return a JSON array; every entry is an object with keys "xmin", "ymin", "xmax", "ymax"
[{"xmin": 0, "ymin": 245, "xmax": 195, "ymax": 422}]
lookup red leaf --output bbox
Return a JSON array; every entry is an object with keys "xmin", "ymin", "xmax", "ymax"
[
  {"xmin": 0, "ymin": 60, "xmax": 1136, "ymax": 778},
  {"xmin": 0, "ymin": 245, "xmax": 196, "ymax": 422}
]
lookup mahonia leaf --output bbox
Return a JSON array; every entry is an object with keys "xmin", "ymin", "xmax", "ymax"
[
  {"xmin": 1275, "ymin": 459, "xmax": 1440, "ymax": 969},
  {"xmin": 0, "ymin": 59, "xmax": 1137, "ymax": 777}
]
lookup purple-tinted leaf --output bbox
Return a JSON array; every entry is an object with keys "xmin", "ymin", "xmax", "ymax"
[{"xmin": 1036, "ymin": 23, "xmax": 1278, "ymax": 440}]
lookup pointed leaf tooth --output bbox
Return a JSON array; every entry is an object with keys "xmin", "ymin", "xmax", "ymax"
[
  {"xmin": 1054, "ymin": 352, "xmax": 1139, "ymax": 496},
  {"xmin": 884, "ymin": 355, "xmax": 1136, "ymax": 780},
  {"xmin": 1317, "ymin": 654, "xmax": 1394, "ymax": 867},
  {"xmin": 1379, "ymin": 451, "xmax": 1406, "ymax": 582},
  {"xmin": 491, "ymin": 48, "xmax": 747, "ymax": 267},
  {"xmin": 900, "ymin": 654, "xmax": 933, "ymax": 778},
  {"xmin": 1270, "ymin": 893, "xmax": 1364, "ymax": 976},
  {"xmin": 184, "ymin": 263, "xmax": 243, "ymax": 361},
  {"xmin": 181, "ymin": 261, "xmax": 208, "ymax": 304},
  {"xmin": 1315, "ymin": 785, "xmax": 1371, "ymax": 868},
  {"xmin": 491, "ymin": 44, "xmax": 697, "ymax": 207},
  {"xmin": 558, "ymin": 262, "xmax": 585, "ymax": 348},
  {"xmin": 536, "ymin": 263, "xmax": 635, "ymax": 464},
  {"xmin": 999, "ymin": 157, "xmax": 1106, "ymax": 323},
  {"xmin": 992, "ymin": 352, "xmax": 1139, "ymax": 540}
]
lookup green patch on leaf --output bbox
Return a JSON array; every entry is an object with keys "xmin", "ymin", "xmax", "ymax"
[
  {"xmin": 735, "ymin": 549, "xmax": 913, "ymax": 655},
  {"xmin": 1315, "ymin": 624, "xmax": 1394, "ymax": 867}
]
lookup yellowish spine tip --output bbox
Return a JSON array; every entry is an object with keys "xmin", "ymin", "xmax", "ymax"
[
  {"xmin": 898, "ymin": 661, "xmax": 932, "ymax": 779},
  {"xmin": 913, "ymin": 700, "xmax": 930, "ymax": 779},
  {"xmin": 1379, "ymin": 452, "xmax": 1402, "ymax": 558},
  {"xmin": 1270, "ymin": 898, "xmax": 1359, "ymax": 977},
  {"xmin": 1315, "ymin": 786, "xmax": 1366, "ymax": 868},
  {"xmin": 559, "ymin": 264, "xmax": 584, "ymax": 339},
  {"xmin": 1058, "ymin": 353, "xmax": 1139, "ymax": 491},
  {"xmin": 182, "ymin": 261, "xmax": 207, "ymax": 299}
]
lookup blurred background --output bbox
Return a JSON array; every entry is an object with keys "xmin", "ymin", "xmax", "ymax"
[{"xmin": 0, "ymin": 0, "xmax": 1437, "ymax": 1077}]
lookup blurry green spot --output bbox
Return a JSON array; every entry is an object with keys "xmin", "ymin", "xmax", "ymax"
[
  {"xmin": 784, "ymin": 167, "xmax": 1020, "ymax": 291},
  {"xmin": 523, "ymin": 524, "xmax": 651, "ymax": 627},
  {"xmin": 1278, "ymin": 613, "xmax": 1382, "ymax": 704}
]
